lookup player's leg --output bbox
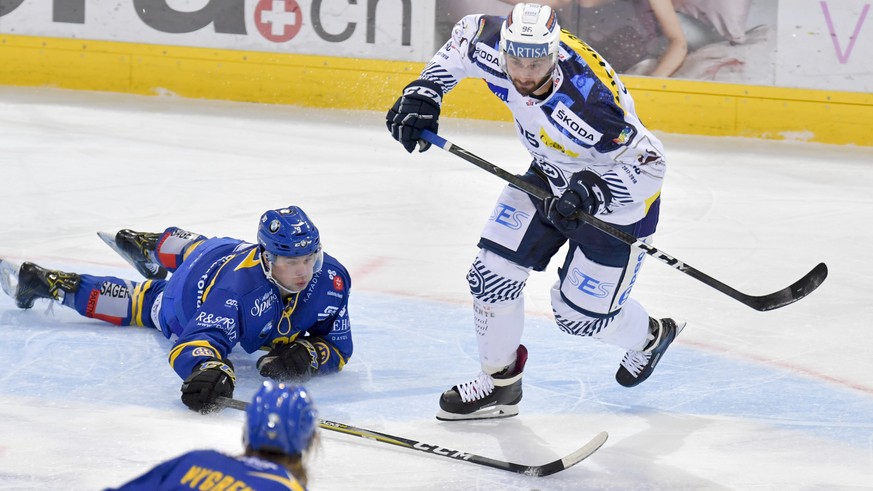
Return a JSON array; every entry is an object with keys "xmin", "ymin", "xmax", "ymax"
[
  {"xmin": 7, "ymin": 260, "xmax": 168, "ymax": 331},
  {"xmin": 62, "ymin": 275, "xmax": 167, "ymax": 330},
  {"xmin": 551, "ymin": 231, "xmax": 684, "ymax": 387},
  {"xmin": 109, "ymin": 227, "xmax": 207, "ymax": 279},
  {"xmin": 437, "ymin": 171, "xmax": 565, "ymax": 421}
]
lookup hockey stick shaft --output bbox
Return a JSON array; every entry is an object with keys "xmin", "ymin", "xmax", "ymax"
[
  {"xmin": 216, "ymin": 396, "xmax": 606, "ymax": 476},
  {"xmin": 420, "ymin": 130, "xmax": 828, "ymax": 312}
]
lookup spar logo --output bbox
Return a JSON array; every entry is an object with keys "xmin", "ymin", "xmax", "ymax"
[{"xmin": 255, "ymin": 0, "xmax": 302, "ymax": 43}]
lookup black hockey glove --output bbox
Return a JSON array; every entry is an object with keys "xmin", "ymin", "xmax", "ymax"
[
  {"xmin": 180, "ymin": 360, "xmax": 235, "ymax": 413},
  {"xmin": 386, "ymin": 79, "xmax": 443, "ymax": 153},
  {"xmin": 546, "ymin": 170, "xmax": 613, "ymax": 232},
  {"xmin": 257, "ymin": 338, "xmax": 321, "ymax": 382}
]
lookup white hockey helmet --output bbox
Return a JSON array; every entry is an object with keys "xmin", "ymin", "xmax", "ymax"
[{"xmin": 499, "ymin": 3, "xmax": 561, "ymax": 72}]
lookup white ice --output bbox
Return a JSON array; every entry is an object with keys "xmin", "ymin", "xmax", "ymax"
[{"xmin": 0, "ymin": 87, "xmax": 871, "ymax": 490}]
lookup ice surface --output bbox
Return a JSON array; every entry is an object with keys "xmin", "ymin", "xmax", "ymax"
[{"xmin": 0, "ymin": 87, "xmax": 871, "ymax": 490}]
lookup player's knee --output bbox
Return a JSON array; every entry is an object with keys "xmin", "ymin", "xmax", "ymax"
[
  {"xmin": 467, "ymin": 250, "xmax": 530, "ymax": 303},
  {"xmin": 554, "ymin": 310, "xmax": 617, "ymax": 338},
  {"xmin": 155, "ymin": 227, "xmax": 206, "ymax": 270},
  {"xmin": 550, "ymin": 287, "xmax": 618, "ymax": 337}
]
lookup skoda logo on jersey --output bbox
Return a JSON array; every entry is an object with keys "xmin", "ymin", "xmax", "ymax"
[
  {"xmin": 490, "ymin": 203, "xmax": 530, "ymax": 230},
  {"xmin": 475, "ymin": 44, "xmax": 501, "ymax": 69},
  {"xmin": 505, "ymin": 41, "xmax": 549, "ymax": 58},
  {"xmin": 553, "ymin": 101, "xmax": 603, "ymax": 145}
]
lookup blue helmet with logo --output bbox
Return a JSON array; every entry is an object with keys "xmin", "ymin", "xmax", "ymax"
[
  {"xmin": 257, "ymin": 206, "xmax": 321, "ymax": 258},
  {"xmin": 244, "ymin": 381, "xmax": 318, "ymax": 455},
  {"xmin": 257, "ymin": 206, "xmax": 324, "ymax": 293}
]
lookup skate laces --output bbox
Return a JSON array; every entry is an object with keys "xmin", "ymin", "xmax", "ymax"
[
  {"xmin": 620, "ymin": 350, "xmax": 651, "ymax": 377},
  {"xmin": 456, "ymin": 371, "xmax": 495, "ymax": 403}
]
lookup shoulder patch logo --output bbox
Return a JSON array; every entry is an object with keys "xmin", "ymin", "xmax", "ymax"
[{"xmin": 613, "ymin": 127, "xmax": 633, "ymax": 145}]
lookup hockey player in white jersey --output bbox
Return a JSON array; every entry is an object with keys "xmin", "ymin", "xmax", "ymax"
[{"xmin": 387, "ymin": 3, "xmax": 685, "ymax": 421}]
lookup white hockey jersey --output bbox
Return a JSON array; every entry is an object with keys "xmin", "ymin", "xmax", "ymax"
[{"xmin": 421, "ymin": 14, "xmax": 666, "ymax": 227}]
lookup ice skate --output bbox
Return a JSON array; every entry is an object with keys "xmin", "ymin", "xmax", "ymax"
[
  {"xmin": 436, "ymin": 345, "xmax": 527, "ymax": 421},
  {"xmin": 98, "ymin": 229, "xmax": 167, "ymax": 280},
  {"xmin": 615, "ymin": 317, "xmax": 685, "ymax": 387},
  {"xmin": 8, "ymin": 261, "xmax": 81, "ymax": 310}
]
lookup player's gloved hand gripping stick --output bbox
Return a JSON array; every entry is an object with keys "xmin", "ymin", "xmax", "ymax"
[{"xmin": 420, "ymin": 130, "xmax": 828, "ymax": 312}]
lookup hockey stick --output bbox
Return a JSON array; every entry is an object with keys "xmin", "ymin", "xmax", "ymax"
[
  {"xmin": 420, "ymin": 130, "xmax": 828, "ymax": 312},
  {"xmin": 216, "ymin": 396, "xmax": 607, "ymax": 477}
]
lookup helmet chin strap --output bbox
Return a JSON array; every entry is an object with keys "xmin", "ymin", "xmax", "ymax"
[{"xmin": 532, "ymin": 74, "xmax": 553, "ymax": 95}]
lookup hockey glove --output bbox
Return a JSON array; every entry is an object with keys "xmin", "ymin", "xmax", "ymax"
[
  {"xmin": 257, "ymin": 338, "xmax": 321, "ymax": 382},
  {"xmin": 386, "ymin": 79, "xmax": 443, "ymax": 153},
  {"xmin": 180, "ymin": 359, "xmax": 235, "ymax": 413},
  {"xmin": 546, "ymin": 170, "xmax": 613, "ymax": 232}
]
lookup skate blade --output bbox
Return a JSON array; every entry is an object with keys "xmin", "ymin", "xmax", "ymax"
[
  {"xmin": 97, "ymin": 231, "xmax": 167, "ymax": 280},
  {"xmin": 0, "ymin": 258, "xmax": 20, "ymax": 300},
  {"xmin": 436, "ymin": 404, "xmax": 519, "ymax": 421},
  {"xmin": 97, "ymin": 231, "xmax": 130, "ymax": 265}
]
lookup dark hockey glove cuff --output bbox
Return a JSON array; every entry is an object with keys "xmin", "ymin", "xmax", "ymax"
[
  {"xmin": 180, "ymin": 359, "xmax": 235, "ymax": 414},
  {"xmin": 257, "ymin": 338, "xmax": 321, "ymax": 382},
  {"xmin": 386, "ymin": 79, "xmax": 443, "ymax": 153}
]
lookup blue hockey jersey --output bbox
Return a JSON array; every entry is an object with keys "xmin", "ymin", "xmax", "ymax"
[
  {"xmin": 105, "ymin": 449, "xmax": 306, "ymax": 490},
  {"xmin": 158, "ymin": 238, "xmax": 352, "ymax": 380}
]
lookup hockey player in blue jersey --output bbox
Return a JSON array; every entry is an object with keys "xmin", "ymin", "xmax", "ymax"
[
  {"xmin": 106, "ymin": 381, "xmax": 318, "ymax": 490},
  {"xmin": 387, "ymin": 3, "xmax": 683, "ymax": 421},
  {"xmin": 0, "ymin": 205, "xmax": 352, "ymax": 413}
]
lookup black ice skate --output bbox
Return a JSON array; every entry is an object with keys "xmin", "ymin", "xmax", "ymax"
[
  {"xmin": 12, "ymin": 261, "xmax": 81, "ymax": 310},
  {"xmin": 98, "ymin": 229, "xmax": 167, "ymax": 280},
  {"xmin": 615, "ymin": 317, "xmax": 686, "ymax": 387},
  {"xmin": 436, "ymin": 345, "xmax": 528, "ymax": 421}
]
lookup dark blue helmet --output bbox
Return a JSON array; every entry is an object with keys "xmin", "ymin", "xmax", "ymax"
[
  {"xmin": 257, "ymin": 206, "xmax": 321, "ymax": 258},
  {"xmin": 244, "ymin": 382, "xmax": 318, "ymax": 455}
]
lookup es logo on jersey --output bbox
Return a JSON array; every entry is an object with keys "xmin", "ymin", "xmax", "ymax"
[
  {"xmin": 490, "ymin": 203, "xmax": 530, "ymax": 230},
  {"xmin": 553, "ymin": 101, "xmax": 602, "ymax": 145},
  {"xmin": 568, "ymin": 268, "xmax": 615, "ymax": 298}
]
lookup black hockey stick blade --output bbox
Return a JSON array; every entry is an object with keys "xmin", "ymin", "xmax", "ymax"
[
  {"xmin": 216, "ymin": 396, "xmax": 607, "ymax": 477},
  {"xmin": 420, "ymin": 130, "xmax": 828, "ymax": 312}
]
